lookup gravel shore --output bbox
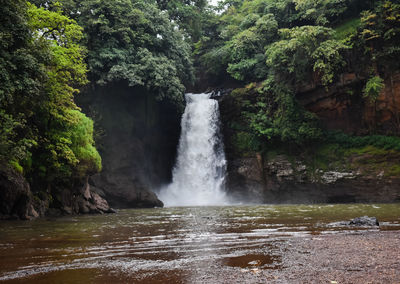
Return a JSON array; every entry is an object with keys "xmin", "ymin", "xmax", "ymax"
[
  {"xmin": 270, "ymin": 230, "xmax": 400, "ymax": 283},
  {"xmin": 187, "ymin": 230, "xmax": 400, "ymax": 284}
]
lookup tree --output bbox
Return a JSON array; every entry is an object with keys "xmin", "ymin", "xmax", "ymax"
[
  {"xmin": 156, "ymin": 0, "xmax": 209, "ymax": 43},
  {"xmin": 27, "ymin": 3, "xmax": 101, "ymax": 183},
  {"xmin": 0, "ymin": 1, "xmax": 100, "ymax": 190},
  {"xmin": 266, "ymin": 26, "xmax": 347, "ymax": 87},
  {"xmin": 0, "ymin": 0, "xmax": 46, "ymax": 168},
  {"xmin": 69, "ymin": 0, "xmax": 194, "ymax": 104},
  {"xmin": 294, "ymin": 0, "xmax": 348, "ymax": 26},
  {"xmin": 227, "ymin": 13, "xmax": 278, "ymax": 81},
  {"xmin": 360, "ymin": 1, "xmax": 400, "ymax": 129},
  {"xmin": 361, "ymin": 1, "xmax": 400, "ymax": 74}
]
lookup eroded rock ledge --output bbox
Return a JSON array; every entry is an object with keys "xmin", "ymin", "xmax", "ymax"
[
  {"xmin": 0, "ymin": 167, "xmax": 114, "ymax": 220},
  {"xmin": 227, "ymin": 153, "xmax": 400, "ymax": 204}
]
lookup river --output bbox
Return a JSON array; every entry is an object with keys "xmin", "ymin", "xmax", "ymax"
[{"xmin": 0, "ymin": 204, "xmax": 399, "ymax": 283}]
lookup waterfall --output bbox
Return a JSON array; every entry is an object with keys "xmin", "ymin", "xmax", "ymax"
[{"xmin": 159, "ymin": 93, "xmax": 228, "ymax": 206}]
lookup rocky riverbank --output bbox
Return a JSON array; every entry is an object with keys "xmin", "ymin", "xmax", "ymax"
[
  {"xmin": 226, "ymin": 153, "xmax": 400, "ymax": 204},
  {"xmin": 0, "ymin": 167, "xmax": 114, "ymax": 220},
  {"xmin": 192, "ymin": 230, "xmax": 400, "ymax": 284}
]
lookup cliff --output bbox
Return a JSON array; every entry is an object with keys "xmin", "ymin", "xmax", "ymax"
[
  {"xmin": 297, "ymin": 73, "xmax": 400, "ymax": 135},
  {"xmin": 0, "ymin": 166, "xmax": 114, "ymax": 220},
  {"xmin": 219, "ymin": 74, "xmax": 400, "ymax": 203},
  {"xmin": 77, "ymin": 84, "xmax": 181, "ymax": 208}
]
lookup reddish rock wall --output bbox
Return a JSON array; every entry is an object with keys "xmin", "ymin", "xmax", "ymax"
[{"xmin": 298, "ymin": 73, "xmax": 400, "ymax": 135}]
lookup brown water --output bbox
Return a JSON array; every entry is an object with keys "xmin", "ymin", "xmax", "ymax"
[{"xmin": 0, "ymin": 204, "xmax": 399, "ymax": 283}]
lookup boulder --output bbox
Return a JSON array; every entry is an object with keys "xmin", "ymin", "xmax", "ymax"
[
  {"xmin": 349, "ymin": 216, "xmax": 379, "ymax": 226},
  {"xmin": 48, "ymin": 178, "xmax": 115, "ymax": 216},
  {"xmin": 0, "ymin": 167, "xmax": 37, "ymax": 220},
  {"xmin": 75, "ymin": 178, "xmax": 115, "ymax": 214},
  {"xmin": 90, "ymin": 173, "xmax": 164, "ymax": 208}
]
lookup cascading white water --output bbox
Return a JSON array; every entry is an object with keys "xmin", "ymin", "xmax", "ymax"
[{"xmin": 159, "ymin": 93, "xmax": 228, "ymax": 206}]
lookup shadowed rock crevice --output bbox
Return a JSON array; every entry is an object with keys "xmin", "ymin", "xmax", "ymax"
[{"xmin": 77, "ymin": 84, "xmax": 181, "ymax": 208}]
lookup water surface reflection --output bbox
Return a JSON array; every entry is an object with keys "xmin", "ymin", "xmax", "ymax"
[{"xmin": 0, "ymin": 204, "xmax": 399, "ymax": 283}]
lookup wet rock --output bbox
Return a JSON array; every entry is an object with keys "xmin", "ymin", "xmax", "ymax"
[
  {"xmin": 320, "ymin": 171, "xmax": 357, "ymax": 184},
  {"xmin": 106, "ymin": 207, "xmax": 117, "ymax": 213},
  {"xmin": 88, "ymin": 178, "xmax": 106, "ymax": 198},
  {"xmin": 349, "ymin": 216, "xmax": 379, "ymax": 226},
  {"xmin": 78, "ymin": 85, "xmax": 178, "ymax": 209},
  {"xmin": 89, "ymin": 172, "xmax": 164, "ymax": 208},
  {"xmin": 90, "ymin": 192, "xmax": 110, "ymax": 212},
  {"xmin": 0, "ymin": 166, "xmax": 37, "ymax": 220},
  {"xmin": 77, "ymin": 196, "xmax": 90, "ymax": 214},
  {"xmin": 28, "ymin": 205, "xmax": 39, "ymax": 219},
  {"xmin": 62, "ymin": 206, "xmax": 73, "ymax": 215},
  {"xmin": 330, "ymin": 216, "xmax": 380, "ymax": 227},
  {"xmin": 0, "ymin": 166, "xmax": 115, "ymax": 219},
  {"xmin": 49, "ymin": 178, "xmax": 115, "ymax": 216},
  {"xmin": 81, "ymin": 176, "xmax": 92, "ymax": 200},
  {"xmin": 226, "ymin": 156, "xmax": 265, "ymax": 203},
  {"xmin": 47, "ymin": 208, "xmax": 62, "ymax": 217},
  {"xmin": 265, "ymin": 156, "xmax": 307, "ymax": 183},
  {"xmin": 76, "ymin": 178, "xmax": 116, "ymax": 214},
  {"xmin": 32, "ymin": 196, "xmax": 50, "ymax": 217}
]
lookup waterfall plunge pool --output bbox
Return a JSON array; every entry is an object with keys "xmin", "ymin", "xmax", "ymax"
[{"xmin": 1, "ymin": 204, "xmax": 400, "ymax": 283}]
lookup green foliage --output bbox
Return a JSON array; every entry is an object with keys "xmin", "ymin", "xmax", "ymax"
[
  {"xmin": 234, "ymin": 83, "xmax": 322, "ymax": 146},
  {"xmin": 226, "ymin": 13, "xmax": 278, "ymax": 81},
  {"xmin": 360, "ymin": 1, "xmax": 400, "ymax": 73},
  {"xmin": 387, "ymin": 164, "xmax": 400, "ymax": 176},
  {"xmin": 0, "ymin": 0, "xmax": 45, "ymax": 165},
  {"xmin": 334, "ymin": 17, "xmax": 361, "ymax": 40},
  {"xmin": 69, "ymin": 110, "xmax": 102, "ymax": 178},
  {"xmin": 199, "ymin": 44, "xmax": 231, "ymax": 76},
  {"xmin": 156, "ymin": 0, "xmax": 209, "ymax": 43},
  {"xmin": 196, "ymin": 0, "xmax": 400, "ymax": 149},
  {"xmin": 266, "ymin": 26, "xmax": 347, "ymax": 86},
  {"xmin": 312, "ymin": 39, "xmax": 348, "ymax": 85},
  {"xmin": 9, "ymin": 160, "xmax": 24, "ymax": 174},
  {"xmin": 326, "ymin": 131, "xmax": 400, "ymax": 151},
  {"xmin": 25, "ymin": 3, "xmax": 101, "ymax": 183},
  {"xmin": 0, "ymin": 1, "xmax": 101, "ymax": 190},
  {"xmin": 71, "ymin": 0, "xmax": 193, "ymax": 105},
  {"xmin": 363, "ymin": 76, "xmax": 385, "ymax": 102},
  {"xmin": 232, "ymin": 131, "xmax": 262, "ymax": 153},
  {"xmin": 3, "ymin": 0, "xmax": 400, "ymax": 190},
  {"xmin": 294, "ymin": 0, "xmax": 348, "ymax": 26},
  {"xmin": 195, "ymin": 0, "xmax": 355, "ymax": 148},
  {"xmin": 0, "ymin": 110, "xmax": 36, "ymax": 164}
]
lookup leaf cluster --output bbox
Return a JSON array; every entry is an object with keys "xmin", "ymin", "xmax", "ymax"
[
  {"xmin": 68, "ymin": 0, "xmax": 194, "ymax": 105},
  {"xmin": 0, "ymin": 2, "xmax": 101, "ymax": 189}
]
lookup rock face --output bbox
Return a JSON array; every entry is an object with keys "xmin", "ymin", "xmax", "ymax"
[
  {"xmin": 219, "ymin": 78, "xmax": 400, "ymax": 204},
  {"xmin": 0, "ymin": 167, "xmax": 37, "ymax": 220},
  {"xmin": 78, "ymin": 85, "xmax": 180, "ymax": 208},
  {"xmin": 298, "ymin": 73, "xmax": 400, "ymax": 135},
  {"xmin": 49, "ymin": 177, "xmax": 115, "ymax": 216},
  {"xmin": 0, "ymin": 165, "xmax": 114, "ymax": 219},
  {"xmin": 226, "ymin": 154, "xmax": 400, "ymax": 204},
  {"xmin": 227, "ymin": 156, "xmax": 265, "ymax": 203},
  {"xmin": 1, "ymin": 84, "xmax": 180, "ymax": 217}
]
